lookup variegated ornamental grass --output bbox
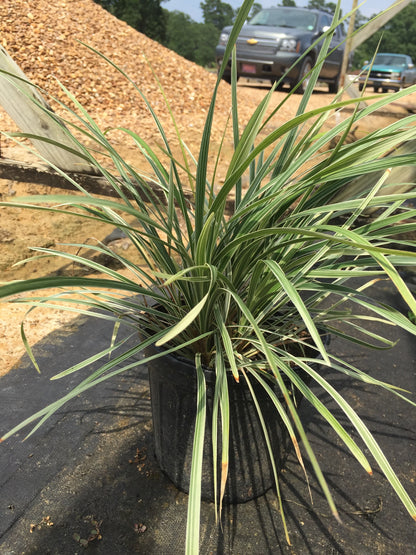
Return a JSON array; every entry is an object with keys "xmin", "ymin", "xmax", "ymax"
[{"xmin": 1, "ymin": 0, "xmax": 416, "ymax": 551}]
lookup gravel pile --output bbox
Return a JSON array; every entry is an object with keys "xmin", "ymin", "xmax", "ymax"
[{"xmin": 0, "ymin": 0, "xmax": 257, "ymax": 147}]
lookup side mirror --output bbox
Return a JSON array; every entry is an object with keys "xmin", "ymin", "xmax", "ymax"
[{"xmin": 408, "ymin": 63, "xmax": 414, "ymax": 69}]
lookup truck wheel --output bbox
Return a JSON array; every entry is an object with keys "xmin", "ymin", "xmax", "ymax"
[
  {"xmin": 358, "ymin": 83, "xmax": 364, "ymax": 91},
  {"xmin": 374, "ymin": 86, "xmax": 380, "ymax": 93},
  {"xmin": 328, "ymin": 73, "xmax": 340, "ymax": 94},
  {"xmin": 271, "ymin": 79, "xmax": 285, "ymax": 91},
  {"xmin": 219, "ymin": 71, "xmax": 232, "ymax": 84},
  {"xmin": 296, "ymin": 56, "xmax": 313, "ymax": 94}
]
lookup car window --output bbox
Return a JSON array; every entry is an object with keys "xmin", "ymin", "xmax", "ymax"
[
  {"xmin": 320, "ymin": 14, "xmax": 340, "ymax": 38},
  {"xmin": 249, "ymin": 9, "xmax": 317, "ymax": 31},
  {"xmin": 321, "ymin": 14, "xmax": 331, "ymax": 28},
  {"xmin": 374, "ymin": 54, "xmax": 407, "ymax": 67}
]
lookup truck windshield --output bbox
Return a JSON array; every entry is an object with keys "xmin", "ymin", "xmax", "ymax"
[
  {"xmin": 374, "ymin": 54, "xmax": 407, "ymax": 67},
  {"xmin": 249, "ymin": 8, "xmax": 317, "ymax": 31}
]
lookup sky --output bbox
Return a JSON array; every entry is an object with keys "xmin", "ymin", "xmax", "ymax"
[{"xmin": 163, "ymin": 0, "xmax": 393, "ymax": 23}]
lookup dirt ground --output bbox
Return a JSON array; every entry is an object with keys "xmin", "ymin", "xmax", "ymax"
[{"xmin": 0, "ymin": 81, "xmax": 414, "ymax": 376}]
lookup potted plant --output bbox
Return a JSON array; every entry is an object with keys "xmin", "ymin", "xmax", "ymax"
[{"xmin": 1, "ymin": 1, "xmax": 416, "ymax": 551}]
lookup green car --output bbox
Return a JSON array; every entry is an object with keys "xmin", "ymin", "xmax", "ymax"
[{"xmin": 358, "ymin": 52, "xmax": 416, "ymax": 92}]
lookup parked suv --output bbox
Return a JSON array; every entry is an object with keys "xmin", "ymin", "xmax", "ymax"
[
  {"xmin": 358, "ymin": 53, "xmax": 416, "ymax": 92},
  {"xmin": 215, "ymin": 7, "xmax": 345, "ymax": 93}
]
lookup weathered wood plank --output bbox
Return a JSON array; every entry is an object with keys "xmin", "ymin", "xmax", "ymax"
[
  {"xmin": 342, "ymin": 0, "xmax": 411, "ymax": 99},
  {"xmin": 0, "ymin": 157, "xmax": 116, "ymax": 195},
  {"xmin": 350, "ymin": 0, "xmax": 412, "ymax": 52},
  {"xmin": 0, "ymin": 157, "xmax": 197, "ymax": 206},
  {"xmin": 0, "ymin": 158, "xmax": 240, "ymax": 212},
  {"xmin": 0, "ymin": 46, "xmax": 96, "ymax": 173},
  {"xmin": 0, "ymin": 157, "xmax": 178, "ymax": 202}
]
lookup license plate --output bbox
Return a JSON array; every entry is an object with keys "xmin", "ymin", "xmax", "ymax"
[{"xmin": 242, "ymin": 63, "xmax": 256, "ymax": 74}]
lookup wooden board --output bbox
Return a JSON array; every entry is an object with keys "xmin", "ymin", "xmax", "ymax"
[{"xmin": 0, "ymin": 46, "xmax": 96, "ymax": 174}]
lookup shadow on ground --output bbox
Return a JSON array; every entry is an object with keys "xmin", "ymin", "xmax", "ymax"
[{"xmin": 1, "ymin": 281, "xmax": 415, "ymax": 553}]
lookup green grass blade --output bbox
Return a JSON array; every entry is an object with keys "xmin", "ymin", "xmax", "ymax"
[
  {"xmin": 185, "ymin": 356, "xmax": 206, "ymax": 555},
  {"xmin": 264, "ymin": 260, "xmax": 330, "ymax": 364},
  {"xmin": 155, "ymin": 293, "xmax": 209, "ymax": 347}
]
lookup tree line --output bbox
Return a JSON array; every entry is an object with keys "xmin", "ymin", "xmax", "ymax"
[{"xmin": 93, "ymin": 0, "xmax": 416, "ymax": 69}]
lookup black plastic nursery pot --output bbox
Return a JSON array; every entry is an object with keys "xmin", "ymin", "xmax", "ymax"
[{"xmin": 146, "ymin": 348, "xmax": 296, "ymax": 504}]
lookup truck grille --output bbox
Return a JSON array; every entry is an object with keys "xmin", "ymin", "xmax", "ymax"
[
  {"xmin": 369, "ymin": 70, "xmax": 393, "ymax": 79},
  {"xmin": 236, "ymin": 39, "xmax": 277, "ymax": 58}
]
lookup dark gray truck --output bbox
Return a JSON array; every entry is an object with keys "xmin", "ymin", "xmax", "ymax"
[{"xmin": 215, "ymin": 7, "xmax": 345, "ymax": 93}]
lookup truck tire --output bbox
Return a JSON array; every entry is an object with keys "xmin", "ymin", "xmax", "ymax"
[
  {"xmin": 296, "ymin": 56, "xmax": 313, "ymax": 94},
  {"xmin": 328, "ymin": 72, "xmax": 340, "ymax": 94}
]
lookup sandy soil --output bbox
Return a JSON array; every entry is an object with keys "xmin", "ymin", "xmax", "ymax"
[{"xmin": 0, "ymin": 81, "xmax": 413, "ymax": 376}]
